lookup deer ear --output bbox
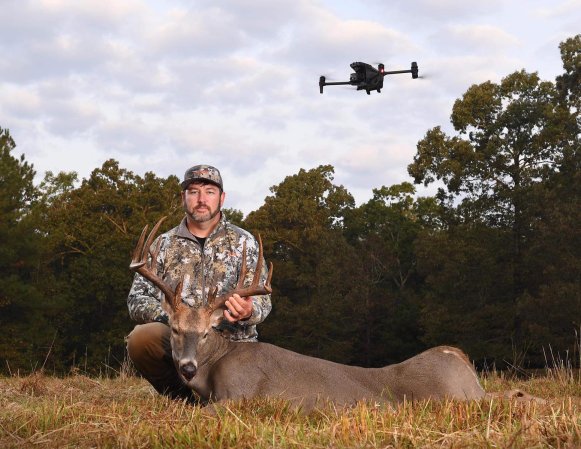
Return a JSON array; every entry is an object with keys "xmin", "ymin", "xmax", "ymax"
[
  {"xmin": 209, "ymin": 308, "xmax": 238, "ymax": 336},
  {"xmin": 209, "ymin": 308, "xmax": 225, "ymax": 328}
]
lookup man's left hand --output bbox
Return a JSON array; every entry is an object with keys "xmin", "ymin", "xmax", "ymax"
[{"xmin": 224, "ymin": 294, "xmax": 253, "ymax": 322}]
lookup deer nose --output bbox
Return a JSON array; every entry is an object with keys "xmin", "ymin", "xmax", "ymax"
[{"xmin": 180, "ymin": 362, "xmax": 197, "ymax": 381}]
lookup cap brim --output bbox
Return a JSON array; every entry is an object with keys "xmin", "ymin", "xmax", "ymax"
[{"xmin": 181, "ymin": 178, "xmax": 222, "ymax": 190}]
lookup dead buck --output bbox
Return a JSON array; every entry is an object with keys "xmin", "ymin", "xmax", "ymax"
[{"xmin": 130, "ymin": 218, "xmax": 542, "ymax": 410}]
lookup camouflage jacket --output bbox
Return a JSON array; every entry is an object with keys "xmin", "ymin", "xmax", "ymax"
[{"xmin": 127, "ymin": 215, "xmax": 272, "ymax": 341}]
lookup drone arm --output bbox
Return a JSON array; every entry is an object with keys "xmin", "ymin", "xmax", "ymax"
[
  {"xmin": 319, "ymin": 75, "xmax": 352, "ymax": 94},
  {"xmin": 382, "ymin": 69, "xmax": 411, "ymax": 75},
  {"xmin": 382, "ymin": 62, "xmax": 419, "ymax": 79}
]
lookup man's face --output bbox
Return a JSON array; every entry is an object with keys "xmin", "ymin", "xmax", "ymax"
[{"xmin": 182, "ymin": 182, "xmax": 225, "ymax": 223}]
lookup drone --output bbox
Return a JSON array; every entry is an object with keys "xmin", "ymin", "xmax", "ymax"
[{"xmin": 319, "ymin": 61, "xmax": 418, "ymax": 94}]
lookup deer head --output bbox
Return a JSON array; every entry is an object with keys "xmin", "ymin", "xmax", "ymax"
[{"xmin": 130, "ymin": 217, "xmax": 272, "ymax": 386}]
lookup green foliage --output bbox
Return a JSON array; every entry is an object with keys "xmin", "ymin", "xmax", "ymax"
[
  {"xmin": 0, "ymin": 128, "xmax": 36, "ymax": 220},
  {"xmin": 222, "ymin": 207, "xmax": 244, "ymax": 227},
  {"xmin": 343, "ymin": 183, "xmax": 428, "ymax": 365},
  {"xmin": 31, "ymin": 160, "xmax": 183, "ymax": 372},
  {"xmin": 415, "ymin": 224, "xmax": 516, "ymax": 363},
  {"xmin": 409, "ymin": 70, "xmax": 566, "ymax": 213},
  {"xmin": 0, "ymin": 127, "xmax": 50, "ymax": 370},
  {"xmin": 245, "ymin": 165, "xmax": 358, "ymax": 362},
  {"xmin": 556, "ymin": 34, "xmax": 580, "ymax": 112},
  {"xmin": 517, "ymin": 147, "xmax": 581, "ymax": 359},
  {"xmin": 407, "ymin": 37, "xmax": 580, "ymax": 366}
]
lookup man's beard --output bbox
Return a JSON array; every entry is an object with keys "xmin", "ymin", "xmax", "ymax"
[{"xmin": 187, "ymin": 204, "xmax": 221, "ymax": 223}]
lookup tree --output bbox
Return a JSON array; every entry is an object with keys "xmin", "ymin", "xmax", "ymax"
[
  {"xmin": 245, "ymin": 165, "xmax": 358, "ymax": 362},
  {"xmin": 0, "ymin": 127, "xmax": 49, "ymax": 371},
  {"xmin": 34, "ymin": 160, "xmax": 183, "ymax": 372},
  {"xmin": 519, "ymin": 35, "xmax": 581, "ymax": 362},
  {"xmin": 222, "ymin": 208, "xmax": 244, "ymax": 227},
  {"xmin": 343, "ymin": 183, "xmax": 434, "ymax": 366},
  {"xmin": 556, "ymin": 34, "xmax": 580, "ymax": 113},
  {"xmin": 408, "ymin": 39, "xmax": 580, "ymax": 365},
  {"xmin": 414, "ymin": 222, "xmax": 517, "ymax": 364}
]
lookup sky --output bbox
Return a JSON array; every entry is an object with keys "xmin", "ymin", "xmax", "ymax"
[{"xmin": 1, "ymin": 0, "xmax": 579, "ymax": 215}]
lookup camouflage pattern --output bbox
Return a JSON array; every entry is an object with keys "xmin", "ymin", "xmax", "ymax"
[
  {"xmin": 180, "ymin": 164, "xmax": 223, "ymax": 190},
  {"xmin": 127, "ymin": 215, "xmax": 272, "ymax": 341}
]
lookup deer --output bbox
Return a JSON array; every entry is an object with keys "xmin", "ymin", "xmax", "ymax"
[{"xmin": 130, "ymin": 218, "xmax": 542, "ymax": 411}]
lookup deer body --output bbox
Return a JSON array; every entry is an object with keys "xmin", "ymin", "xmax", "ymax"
[
  {"xmin": 189, "ymin": 339, "xmax": 485, "ymax": 409},
  {"xmin": 157, "ymin": 291, "xmax": 485, "ymax": 409}
]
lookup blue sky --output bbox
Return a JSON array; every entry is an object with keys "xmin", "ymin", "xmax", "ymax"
[{"xmin": 1, "ymin": 0, "xmax": 579, "ymax": 214}]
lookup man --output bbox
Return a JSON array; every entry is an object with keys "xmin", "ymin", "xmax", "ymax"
[{"xmin": 126, "ymin": 164, "xmax": 272, "ymax": 402}]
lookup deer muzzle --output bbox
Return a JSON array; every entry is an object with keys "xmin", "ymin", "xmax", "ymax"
[{"xmin": 179, "ymin": 362, "xmax": 197, "ymax": 381}]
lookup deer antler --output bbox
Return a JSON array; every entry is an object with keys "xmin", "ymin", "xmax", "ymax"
[
  {"xmin": 130, "ymin": 216, "xmax": 183, "ymax": 311},
  {"xmin": 208, "ymin": 235, "xmax": 273, "ymax": 311}
]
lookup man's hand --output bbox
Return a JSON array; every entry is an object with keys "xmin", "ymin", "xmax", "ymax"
[{"xmin": 224, "ymin": 294, "xmax": 253, "ymax": 323}]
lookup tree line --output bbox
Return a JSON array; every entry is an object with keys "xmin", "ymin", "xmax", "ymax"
[{"xmin": 1, "ymin": 35, "xmax": 578, "ymax": 374}]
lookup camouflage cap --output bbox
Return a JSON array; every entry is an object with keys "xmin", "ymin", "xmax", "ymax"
[{"xmin": 180, "ymin": 165, "xmax": 223, "ymax": 190}]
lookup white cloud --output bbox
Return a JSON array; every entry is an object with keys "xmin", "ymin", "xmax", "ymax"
[
  {"xmin": 430, "ymin": 25, "xmax": 520, "ymax": 55},
  {"xmin": 0, "ymin": 85, "xmax": 42, "ymax": 118},
  {"xmin": 535, "ymin": 0, "xmax": 581, "ymax": 18},
  {"xmin": 1, "ymin": 0, "xmax": 578, "ymax": 215}
]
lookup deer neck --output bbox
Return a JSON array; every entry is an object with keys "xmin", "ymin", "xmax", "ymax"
[{"xmin": 203, "ymin": 329, "xmax": 236, "ymax": 365}]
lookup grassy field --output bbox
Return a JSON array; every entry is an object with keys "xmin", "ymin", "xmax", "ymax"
[{"xmin": 1, "ymin": 368, "xmax": 579, "ymax": 448}]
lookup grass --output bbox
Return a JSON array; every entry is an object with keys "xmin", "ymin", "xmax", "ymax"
[{"xmin": 0, "ymin": 369, "xmax": 579, "ymax": 448}]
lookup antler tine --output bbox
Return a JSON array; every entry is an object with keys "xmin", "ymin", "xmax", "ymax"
[
  {"xmin": 209, "ymin": 234, "xmax": 273, "ymax": 310},
  {"xmin": 130, "ymin": 224, "xmax": 149, "ymax": 269},
  {"xmin": 144, "ymin": 216, "xmax": 166, "ymax": 263},
  {"xmin": 265, "ymin": 261, "xmax": 273, "ymax": 289},
  {"xmin": 235, "ymin": 234, "xmax": 271, "ymax": 296},
  {"xmin": 235, "ymin": 240, "xmax": 248, "ymax": 290},
  {"xmin": 248, "ymin": 234, "xmax": 265, "ymax": 290},
  {"xmin": 129, "ymin": 216, "xmax": 180, "ymax": 310}
]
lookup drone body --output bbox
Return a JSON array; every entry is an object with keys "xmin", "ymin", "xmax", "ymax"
[{"xmin": 319, "ymin": 61, "xmax": 418, "ymax": 94}]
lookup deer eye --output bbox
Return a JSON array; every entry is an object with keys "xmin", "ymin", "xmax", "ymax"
[{"xmin": 171, "ymin": 327, "xmax": 179, "ymax": 336}]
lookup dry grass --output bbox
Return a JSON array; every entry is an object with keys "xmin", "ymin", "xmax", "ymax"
[{"xmin": 0, "ymin": 369, "xmax": 579, "ymax": 448}]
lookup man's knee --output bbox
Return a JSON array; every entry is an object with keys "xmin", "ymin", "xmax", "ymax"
[{"xmin": 126, "ymin": 322, "xmax": 170, "ymax": 366}]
